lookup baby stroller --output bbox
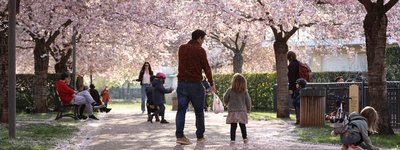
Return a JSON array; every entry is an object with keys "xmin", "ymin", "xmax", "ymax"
[{"xmin": 146, "ymin": 86, "xmax": 159, "ymax": 123}]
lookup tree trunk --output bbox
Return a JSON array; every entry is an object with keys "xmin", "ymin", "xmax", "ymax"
[
  {"xmin": 33, "ymin": 39, "xmax": 49, "ymax": 113},
  {"xmin": 233, "ymin": 52, "xmax": 243, "ymax": 73},
  {"xmin": 363, "ymin": 12, "xmax": 394, "ymax": 134},
  {"xmin": 54, "ymin": 47, "xmax": 72, "ymax": 73},
  {"xmin": 0, "ymin": 31, "xmax": 8, "ymax": 123},
  {"xmin": 55, "ymin": 61, "xmax": 69, "ymax": 73},
  {"xmin": 274, "ymin": 41, "xmax": 290, "ymax": 118},
  {"xmin": 76, "ymin": 75, "xmax": 84, "ymax": 90}
]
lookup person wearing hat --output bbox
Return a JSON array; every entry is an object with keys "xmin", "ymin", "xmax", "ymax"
[{"xmin": 151, "ymin": 72, "xmax": 174, "ymax": 124}]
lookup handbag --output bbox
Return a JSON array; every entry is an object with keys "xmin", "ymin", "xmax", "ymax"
[{"xmin": 212, "ymin": 93, "xmax": 224, "ymax": 114}]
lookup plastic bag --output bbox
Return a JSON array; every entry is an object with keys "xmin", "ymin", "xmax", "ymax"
[{"xmin": 212, "ymin": 93, "xmax": 224, "ymax": 114}]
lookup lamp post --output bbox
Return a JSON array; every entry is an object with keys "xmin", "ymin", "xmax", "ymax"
[
  {"xmin": 72, "ymin": 25, "xmax": 77, "ymax": 89},
  {"xmin": 8, "ymin": 0, "xmax": 17, "ymax": 139}
]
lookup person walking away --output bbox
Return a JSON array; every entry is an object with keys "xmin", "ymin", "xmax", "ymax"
[
  {"xmin": 223, "ymin": 73, "xmax": 251, "ymax": 144},
  {"xmin": 151, "ymin": 72, "xmax": 174, "ymax": 124},
  {"xmin": 175, "ymin": 29, "xmax": 216, "ymax": 145},
  {"xmin": 101, "ymin": 86, "xmax": 111, "ymax": 108},
  {"xmin": 287, "ymin": 51, "xmax": 300, "ymax": 96},
  {"xmin": 135, "ymin": 62, "xmax": 154, "ymax": 114},
  {"xmin": 292, "ymin": 78, "xmax": 307, "ymax": 124}
]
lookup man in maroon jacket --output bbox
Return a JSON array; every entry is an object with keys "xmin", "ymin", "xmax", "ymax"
[
  {"xmin": 55, "ymin": 72, "xmax": 101, "ymax": 120},
  {"xmin": 175, "ymin": 29, "xmax": 216, "ymax": 145}
]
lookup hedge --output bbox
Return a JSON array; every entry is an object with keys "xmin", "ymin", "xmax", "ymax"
[{"xmin": 15, "ymin": 74, "xmax": 60, "ymax": 112}]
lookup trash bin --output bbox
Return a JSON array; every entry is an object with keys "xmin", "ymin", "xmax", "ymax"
[{"xmin": 300, "ymin": 87, "xmax": 326, "ymax": 127}]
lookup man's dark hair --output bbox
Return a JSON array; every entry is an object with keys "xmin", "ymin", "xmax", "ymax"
[
  {"xmin": 191, "ymin": 29, "xmax": 206, "ymax": 40},
  {"xmin": 60, "ymin": 72, "xmax": 70, "ymax": 80}
]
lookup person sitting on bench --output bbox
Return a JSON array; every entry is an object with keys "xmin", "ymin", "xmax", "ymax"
[
  {"xmin": 55, "ymin": 72, "xmax": 104, "ymax": 120},
  {"xmin": 89, "ymin": 84, "xmax": 112, "ymax": 113}
]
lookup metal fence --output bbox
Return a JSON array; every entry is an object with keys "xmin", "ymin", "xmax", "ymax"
[{"xmin": 273, "ymin": 81, "xmax": 400, "ymax": 129}]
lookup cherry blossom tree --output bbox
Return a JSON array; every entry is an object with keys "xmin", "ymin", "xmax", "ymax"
[
  {"xmin": 356, "ymin": 0, "xmax": 398, "ymax": 134},
  {"xmin": 317, "ymin": 0, "xmax": 399, "ymax": 135},
  {"xmin": 228, "ymin": 0, "xmax": 333, "ymax": 118},
  {"xmin": 17, "ymin": 0, "xmax": 86, "ymax": 112}
]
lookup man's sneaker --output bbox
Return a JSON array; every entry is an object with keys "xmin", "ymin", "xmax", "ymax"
[
  {"xmin": 197, "ymin": 137, "xmax": 206, "ymax": 143},
  {"xmin": 160, "ymin": 119, "xmax": 169, "ymax": 124},
  {"xmin": 88, "ymin": 115, "xmax": 99, "ymax": 120},
  {"xmin": 105, "ymin": 108, "xmax": 111, "ymax": 113},
  {"xmin": 176, "ymin": 137, "xmax": 191, "ymax": 145},
  {"xmin": 243, "ymin": 138, "xmax": 248, "ymax": 144}
]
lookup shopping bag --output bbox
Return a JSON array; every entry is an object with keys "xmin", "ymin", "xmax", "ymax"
[{"xmin": 212, "ymin": 93, "xmax": 224, "ymax": 114}]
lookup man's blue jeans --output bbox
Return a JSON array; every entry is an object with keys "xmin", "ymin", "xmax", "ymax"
[
  {"xmin": 141, "ymin": 84, "xmax": 151, "ymax": 112},
  {"xmin": 175, "ymin": 81, "xmax": 205, "ymax": 138}
]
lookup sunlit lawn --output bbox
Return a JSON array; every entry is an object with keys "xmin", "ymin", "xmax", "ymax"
[
  {"xmin": 249, "ymin": 111, "xmax": 296, "ymax": 121},
  {"xmin": 295, "ymin": 123, "xmax": 400, "ymax": 149},
  {"xmin": 0, "ymin": 113, "xmax": 82, "ymax": 150}
]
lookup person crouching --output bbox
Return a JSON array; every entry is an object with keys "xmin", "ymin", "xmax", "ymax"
[{"xmin": 151, "ymin": 72, "xmax": 174, "ymax": 124}]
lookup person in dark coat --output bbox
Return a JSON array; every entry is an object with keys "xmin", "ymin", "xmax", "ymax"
[
  {"xmin": 89, "ymin": 84, "xmax": 111, "ymax": 113},
  {"xmin": 152, "ymin": 72, "xmax": 174, "ymax": 124},
  {"xmin": 292, "ymin": 78, "xmax": 307, "ymax": 124},
  {"xmin": 146, "ymin": 75, "xmax": 160, "ymax": 123},
  {"xmin": 287, "ymin": 51, "xmax": 300, "ymax": 96}
]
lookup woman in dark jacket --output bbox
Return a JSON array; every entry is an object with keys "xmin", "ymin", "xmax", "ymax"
[
  {"xmin": 152, "ymin": 72, "xmax": 174, "ymax": 124},
  {"xmin": 135, "ymin": 62, "xmax": 154, "ymax": 113}
]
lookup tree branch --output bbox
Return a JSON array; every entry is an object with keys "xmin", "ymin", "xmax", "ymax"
[
  {"xmin": 210, "ymin": 32, "xmax": 237, "ymax": 52},
  {"xmin": 384, "ymin": 0, "xmax": 399, "ymax": 12},
  {"xmin": 283, "ymin": 27, "xmax": 299, "ymax": 42},
  {"xmin": 234, "ymin": 32, "xmax": 239, "ymax": 50},
  {"xmin": 270, "ymin": 26, "xmax": 282, "ymax": 41},
  {"xmin": 46, "ymin": 19, "xmax": 72, "ymax": 45},
  {"xmin": 257, "ymin": 0, "xmax": 265, "ymax": 6},
  {"xmin": 358, "ymin": 0, "xmax": 373, "ymax": 12}
]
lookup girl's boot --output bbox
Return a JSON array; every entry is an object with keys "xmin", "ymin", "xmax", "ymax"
[{"xmin": 147, "ymin": 114, "xmax": 153, "ymax": 123}]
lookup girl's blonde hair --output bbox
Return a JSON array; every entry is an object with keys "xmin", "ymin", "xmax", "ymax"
[
  {"xmin": 231, "ymin": 73, "xmax": 247, "ymax": 93},
  {"xmin": 360, "ymin": 106, "xmax": 379, "ymax": 133}
]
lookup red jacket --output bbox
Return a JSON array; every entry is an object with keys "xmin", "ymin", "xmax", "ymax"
[{"xmin": 55, "ymin": 80, "xmax": 75, "ymax": 105}]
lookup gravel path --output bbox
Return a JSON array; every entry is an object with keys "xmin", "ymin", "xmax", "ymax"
[{"xmin": 55, "ymin": 109, "xmax": 340, "ymax": 150}]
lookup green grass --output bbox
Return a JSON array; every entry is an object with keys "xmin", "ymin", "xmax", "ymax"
[
  {"xmin": 295, "ymin": 123, "xmax": 400, "ymax": 149},
  {"xmin": 249, "ymin": 111, "xmax": 296, "ymax": 121},
  {"xmin": 0, "ymin": 122, "xmax": 80, "ymax": 150},
  {"xmin": 0, "ymin": 112, "xmax": 83, "ymax": 150}
]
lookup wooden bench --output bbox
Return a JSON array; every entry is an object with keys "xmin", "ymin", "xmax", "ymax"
[{"xmin": 55, "ymin": 90, "xmax": 79, "ymax": 120}]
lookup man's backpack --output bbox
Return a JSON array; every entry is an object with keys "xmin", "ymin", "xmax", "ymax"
[{"xmin": 299, "ymin": 62, "xmax": 312, "ymax": 82}]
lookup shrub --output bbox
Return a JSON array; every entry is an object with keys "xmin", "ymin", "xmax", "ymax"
[{"xmin": 15, "ymin": 74, "xmax": 60, "ymax": 112}]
